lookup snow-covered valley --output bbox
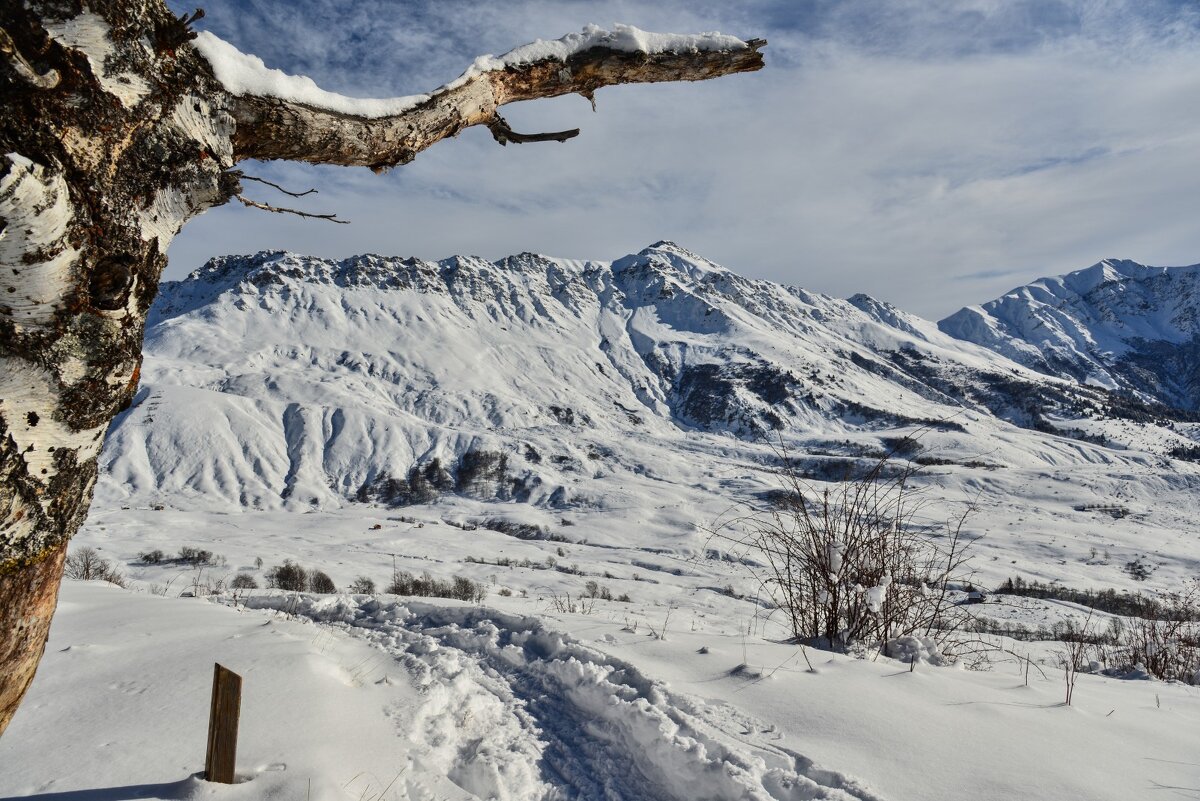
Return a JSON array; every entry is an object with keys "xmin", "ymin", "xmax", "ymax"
[{"xmin": 4, "ymin": 243, "xmax": 1200, "ymax": 800}]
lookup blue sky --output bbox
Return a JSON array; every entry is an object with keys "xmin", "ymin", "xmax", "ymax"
[{"xmin": 168, "ymin": 0, "xmax": 1200, "ymax": 318}]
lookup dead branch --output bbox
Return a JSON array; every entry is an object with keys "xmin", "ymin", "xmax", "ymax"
[
  {"xmin": 487, "ymin": 115, "xmax": 579, "ymax": 146},
  {"xmin": 235, "ymin": 195, "xmax": 349, "ymax": 224},
  {"xmin": 225, "ymin": 35, "xmax": 766, "ymax": 170},
  {"xmin": 238, "ymin": 174, "xmax": 318, "ymax": 197}
]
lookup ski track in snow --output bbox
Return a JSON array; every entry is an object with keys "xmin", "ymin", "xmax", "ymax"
[{"xmin": 244, "ymin": 594, "xmax": 884, "ymax": 801}]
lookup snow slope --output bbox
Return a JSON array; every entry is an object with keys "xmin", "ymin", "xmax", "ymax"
[
  {"xmin": 107, "ymin": 242, "xmax": 1200, "ymax": 509},
  {"xmin": 89, "ymin": 242, "xmax": 1200, "ymax": 595},
  {"xmin": 940, "ymin": 258, "xmax": 1200, "ymax": 410},
  {"xmin": 3, "ymin": 581, "xmax": 1199, "ymax": 801}
]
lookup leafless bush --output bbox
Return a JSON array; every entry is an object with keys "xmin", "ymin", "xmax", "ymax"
[
  {"xmin": 138, "ymin": 549, "xmax": 166, "ymax": 564},
  {"xmin": 185, "ymin": 568, "xmax": 228, "ymax": 597},
  {"xmin": 712, "ymin": 444, "xmax": 977, "ymax": 653},
  {"xmin": 265, "ymin": 560, "xmax": 308, "ymax": 592},
  {"xmin": 584, "ymin": 580, "xmax": 614, "ymax": 601},
  {"xmin": 231, "ymin": 573, "xmax": 258, "ymax": 590},
  {"xmin": 308, "ymin": 570, "xmax": 336, "ymax": 594},
  {"xmin": 349, "ymin": 576, "xmax": 376, "ymax": 594},
  {"xmin": 64, "ymin": 547, "xmax": 128, "ymax": 588},
  {"xmin": 386, "ymin": 570, "xmax": 487, "ymax": 602},
  {"xmin": 178, "ymin": 546, "xmax": 221, "ymax": 566},
  {"xmin": 546, "ymin": 589, "xmax": 597, "ymax": 615},
  {"xmin": 647, "ymin": 606, "xmax": 674, "ymax": 640},
  {"xmin": 1056, "ymin": 614, "xmax": 1095, "ymax": 705},
  {"xmin": 64, "ymin": 547, "xmax": 105, "ymax": 580},
  {"xmin": 1104, "ymin": 581, "xmax": 1200, "ymax": 684}
]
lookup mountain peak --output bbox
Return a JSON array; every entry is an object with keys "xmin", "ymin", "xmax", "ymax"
[
  {"xmin": 612, "ymin": 240, "xmax": 728, "ymax": 280},
  {"xmin": 940, "ymin": 258, "xmax": 1200, "ymax": 409}
]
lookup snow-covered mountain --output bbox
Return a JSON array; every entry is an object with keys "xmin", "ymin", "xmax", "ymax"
[
  {"xmin": 100, "ymin": 242, "xmax": 1199, "ymax": 515},
  {"xmin": 939, "ymin": 258, "xmax": 1200, "ymax": 411}
]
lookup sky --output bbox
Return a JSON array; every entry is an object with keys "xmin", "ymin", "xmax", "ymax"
[{"xmin": 166, "ymin": 0, "xmax": 1200, "ymax": 319}]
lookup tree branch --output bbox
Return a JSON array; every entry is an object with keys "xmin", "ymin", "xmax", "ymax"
[
  {"xmin": 238, "ymin": 173, "xmax": 318, "ymax": 197},
  {"xmin": 235, "ymin": 195, "xmax": 349, "ymax": 224},
  {"xmin": 219, "ymin": 32, "xmax": 765, "ymax": 171}
]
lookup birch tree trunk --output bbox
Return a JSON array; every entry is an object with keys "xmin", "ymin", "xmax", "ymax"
[{"xmin": 0, "ymin": 0, "xmax": 763, "ymax": 734}]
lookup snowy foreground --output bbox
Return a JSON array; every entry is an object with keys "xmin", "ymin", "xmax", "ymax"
[{"xmin": 2, "ymin": 579, "xmax": 1199, "ymax": 801}]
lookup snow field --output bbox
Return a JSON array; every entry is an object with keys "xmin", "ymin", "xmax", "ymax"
[
  {"xmin": 0, "ymin": 583, "xmax": 423, "ymax": 801},
  {"xmin": 4, "ymin": 580, "xmax": 1199, "ymax": 801}
]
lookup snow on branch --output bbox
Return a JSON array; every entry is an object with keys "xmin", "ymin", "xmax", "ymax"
[{"xmin": 194, "ymin": 25, "xmax": 765, "ymax": 170}]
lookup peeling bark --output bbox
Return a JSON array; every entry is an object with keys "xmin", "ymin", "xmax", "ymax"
[{"xmin": 0, "ymin": 0, "xmax": 762, "ymax": 735}]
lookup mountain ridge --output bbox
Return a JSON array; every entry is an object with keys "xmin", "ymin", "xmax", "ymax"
[
  {"xmin": 939, "ymin": 257, "xmax": 1200, "ymax": 409},
  {"xmin": 101, "ymin": 242, "xmax": 1200, "ymax": 519}
]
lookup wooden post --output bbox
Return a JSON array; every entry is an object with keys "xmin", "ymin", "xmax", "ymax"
[{"xmin": 205, "ymin": 663, "xmax": 242, "ymax": 783}]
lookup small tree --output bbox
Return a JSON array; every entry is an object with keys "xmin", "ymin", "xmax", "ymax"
[
  {"xmin": 63, "ymin": 547, "xmax": 128, "ymax": 587},
  {"xmin": 139, "ymin": 550, "xmax": 166, "ymax": 565},
  {"xmin": 1057, "ymin": 614, "xmax": 1095, "ymax": 706},
  {"xmin": 177, "ymin": 546, "xmax": 215, "ymax": 566}
]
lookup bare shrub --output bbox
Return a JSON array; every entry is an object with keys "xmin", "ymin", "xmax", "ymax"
[
  {"xmin": 184, "ymin": 567, "xmax": 229, "ymax": 597},
  {"xmin": 1106, "ymin": 581, "xmax": 1200, "ymax": 684},
  {"xmin": 177, "ymin": 546, "xmax": 216, "ymax": 566},
  {"xmin": 64, "ymin": 547, "xmax": 105, "ymax": 580},
  {"xmin": 583, "ymin": 580, "xmax": 614, "ymax": 601},
  {"xmin": 138, "ymin": 549, "xmax": 166, "ymax": 564},
  {"xmin": 308, "ymin": 570, "xmax": 336, "ymax": 594},
  {"xmin": 712, "ymin": 444, "xmax": 977, "ymax": 654},
  {"xmin": 64, "ymin": 547, "xmax": 128, "ymax": 588},
  {"xmin": 349, "ymin": 576, "xmax": 376, "ymax": 594},
  {"xmin": 265, "ymin": 560, "xmax": 308, "ymax": 592},
  {"xmin": 546, "ymin": 589, "xmax": 597, "ymax": 615},
  {"xmin": 231, "ymin": 573, "xmax": 258, "ymax": 590},
  {"xmin": 1056, "ymin": 614, "xmax": 1094, "ymax": 705},
  {"xmin": 386, "ymin": 570, "xmax": 486, "ymax": 602}
]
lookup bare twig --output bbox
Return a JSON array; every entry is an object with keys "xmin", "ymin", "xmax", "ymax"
[
  {"xmin": 239, "ymin": 174, "xmax": 318, "ymax": 198},
  {"xmin": 236, "ymin": 195, "xmax": 349, "ymax": 224}
]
